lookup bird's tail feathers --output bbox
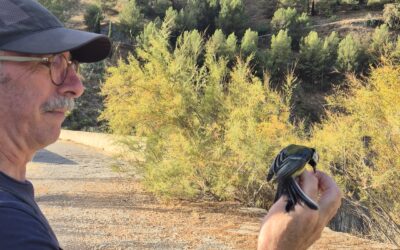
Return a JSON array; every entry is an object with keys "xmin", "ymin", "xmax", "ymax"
[
  {"xmin": 292, "ymin": 179, "xmax": 319, "ymax": 210},
  {"xmin": 274, "ymin": 178, "xmax": 319, "ymax": 212}
]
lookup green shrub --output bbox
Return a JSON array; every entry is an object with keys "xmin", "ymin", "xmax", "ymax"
[
  {"xmin": 240, "ymin": 29, "xmax": 259, "ymax": 57},
  {"xmin": 317, "ymin": 0, "xmax": 337, "ymax": 16},
  {"xmin": 297, "ymin": 31, "xmax": 339, "ymax": 88},
  {"xmin": 206, "ymin": 29, "xmax": 227, "ymax": 58},
  {"xmin": 271, "ymin": 8, "xmax": 310, "ymax": 47},
  {"xmin": 97, "ymin": 0, "xmax": 118, "ymax": 12},
  {"xmin": 298, "ymin": 31, "xmax": 324, "ymax": 85},
  {"xmin": 152, "ymin": 0, "xmax": 173, "ymax": 16},
  {"xmin": 266, "ymin": 29, "xmax": 293, "ymax": 84},
  {"xmin": 225, "ymin": 33, "xmax": 238, "ymax": 61},
  {"xmin": 336, "ymin": 34, "xmax": 364, "ymax": 73},
  {"xmin": 271, "ymin": 7, "xmax": 297, "ymax": 31},
  {"xmin": 175, "ymin": 0, "xmax": 217, "ymax": 33},
  {"xmin": 216, "ymin": 0, "xmax": 247, "ymax": 35},
  {"xmin": 119, "ymin": 0, "xmax": 144, "ymax": 39},
  {"xmin": 205, "ymin": 29, "xmax": 241, "ymax": 64},
  {"xmin": 322, "ymin": 31, "xmax": 340, "ymax": 66},
  {"xmin": 84, "ymin": 4, "xmax": 104, "ymax": 33},
  {"xmin": 369, "ymin": 24, "xmax": 392, "ymax": 61},
  {"xmin": 163, "ymin": 7, "xmax": 178, "ymax": 31},
  {"xmin": 390, "ymin": 35, "xmax": 400, "ymax": 62},
  {"xmin": 383, "ymin": 3, "xmax": 400, "ymax": 30}
]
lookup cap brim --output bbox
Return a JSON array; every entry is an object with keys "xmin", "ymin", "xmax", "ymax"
[{"xmin": 1, "ymin": 27, "xmax": 111, "ymax": 63}]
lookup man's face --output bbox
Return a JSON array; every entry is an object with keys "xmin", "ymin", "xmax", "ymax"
[{"xmin": 0, "ymin": 51, "xmax": 84, "ymax": 151}]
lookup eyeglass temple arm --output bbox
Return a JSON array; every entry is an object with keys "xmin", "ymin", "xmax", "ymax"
[{"xmin": 0, "ymin": 56, "xmax": 48, "ymax": 63}]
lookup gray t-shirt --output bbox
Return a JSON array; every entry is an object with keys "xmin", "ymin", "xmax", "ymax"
[{"xmin": 0, "ymin": 171, "xmax": 60, "ymax": 249}]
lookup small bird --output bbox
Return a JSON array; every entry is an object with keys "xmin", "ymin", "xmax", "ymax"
[{"xmin": 267, "ymin": 144, "xmax": 319, "ymax": 212}]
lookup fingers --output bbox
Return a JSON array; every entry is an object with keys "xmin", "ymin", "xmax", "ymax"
[{"xmin": 315, "ymin": 171, "xmax": 342, "ymax": 223}]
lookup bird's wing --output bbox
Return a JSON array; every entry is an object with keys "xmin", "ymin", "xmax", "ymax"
[
  {"xmin": 275, "ymin": 156, "xmax": 308, "ymax": 180},
  {"xmin": 267, "ymin": 154, "xmax": 280, "ymax": 181}
]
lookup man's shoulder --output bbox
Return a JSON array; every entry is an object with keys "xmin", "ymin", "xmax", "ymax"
[
  {"xmin": 0, "ymin": 191, "xmax": 58, "ymax": 249},
  {"xmin": 0, "ymin": 189, "xmax": 35, "ymax": 215},
  {"xmin": 0, "ymin": 189, "xmax": 41, "ymax": 228}
]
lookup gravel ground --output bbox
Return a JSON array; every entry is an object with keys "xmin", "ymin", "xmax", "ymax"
[
  {"xmin": 27, "ymin": 140, "xmax": 260, "ymax": 249},
  {"xmin": 26, "ymin": 140, "xmax": 399, "ymax": 250}
]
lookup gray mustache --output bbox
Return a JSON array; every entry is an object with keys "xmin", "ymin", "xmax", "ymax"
[{"xmin": 42, "ymin": 97, "xmax": 75, "ymax": 112}]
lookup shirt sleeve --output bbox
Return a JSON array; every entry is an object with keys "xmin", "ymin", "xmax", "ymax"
[{"xmin": 0, "ymin": 206, "xmax": 59, "ymax": 250}]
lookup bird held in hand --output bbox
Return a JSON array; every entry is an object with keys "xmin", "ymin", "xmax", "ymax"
[{"xmin": 267, "ymin": 144, "xmax": 319, "ymax": 212}]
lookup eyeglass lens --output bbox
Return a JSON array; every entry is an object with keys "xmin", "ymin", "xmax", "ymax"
[{"xmin": 50, "ymin": 54, "xmax": 79, "ymax": 85}]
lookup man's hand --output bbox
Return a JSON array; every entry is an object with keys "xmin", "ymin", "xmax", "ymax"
[{"xmin": 258, "ymin": 170, "xmax": 342, "ymax": 250}]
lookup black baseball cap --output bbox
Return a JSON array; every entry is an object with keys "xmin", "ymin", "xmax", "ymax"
[{"xmin": 0, "ymin": 0, "xmax": 111, "ymax": 62}]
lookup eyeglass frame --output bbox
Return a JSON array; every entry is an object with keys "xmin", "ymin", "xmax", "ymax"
[{"xmin": 0, "ymin": 54, "xmax": 79, "ymax": 86}]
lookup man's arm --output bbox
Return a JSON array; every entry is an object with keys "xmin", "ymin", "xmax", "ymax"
[{"xmin": 258, "ymin": 170, "xmax": 342, "ymax": 250}]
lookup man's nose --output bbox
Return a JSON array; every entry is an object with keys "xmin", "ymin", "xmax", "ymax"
[{"xmin": 56, "ymin": 66, "xmax": 84, "ymax": 98}]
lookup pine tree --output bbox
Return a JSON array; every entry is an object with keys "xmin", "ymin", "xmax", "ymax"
[
  {"xmin": 370, "ymin": 24, "xmax": 392, "ymax": 62},
  {"xmin": 267, "ymin": 29, "xmax": 293, "ymax": 84},
  {"xmin": 298, "ymin": 31, "xmax": 324, "ymax": 85},
  {"xmin": 119, "ymin": 0, "xmax": 144, "ymax": 39},
  {"xmin": 337, "ymin": 34, "xmax": 364, "ymax": 73},
  {"xmin": 217, "ymin": 0, "xmax": 247, "ymax": 35},
  {"xmin": 271, "ymin": 7, "xmax": 310, "ymax": 47},
  {"xmin": 240, "ymin": 29, "xmax": 259, "ymax": 57},
  {"xmin": 225, "ymin": 33, "xmax": 238, "ymax": 61}
]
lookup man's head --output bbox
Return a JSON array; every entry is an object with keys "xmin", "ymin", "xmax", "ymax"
[
  {"xmin": 0, "ymin": 0, "xmax": 111, "ymax": 62},
  {"xmin": 0, "ymin": 0, "xmax": 111, "ymax": 151}
]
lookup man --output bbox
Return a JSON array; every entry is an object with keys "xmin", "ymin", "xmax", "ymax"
[{"xmin": 0, "ymin": 0, "xmax": 111, "ymax": 248}]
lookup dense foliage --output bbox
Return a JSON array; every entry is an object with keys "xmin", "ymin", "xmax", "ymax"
[
  {"xmin": 312, "ymin": 64, "xmax": 400, "ymax": 243},
  {"xmin": 101, "ymin": 21, "xmax": 302, "ymax": 206}
]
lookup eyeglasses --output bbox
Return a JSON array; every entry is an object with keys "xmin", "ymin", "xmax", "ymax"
[{"xmin": 0, "ymin": 54, "xmax": 79, "ymax": 86}]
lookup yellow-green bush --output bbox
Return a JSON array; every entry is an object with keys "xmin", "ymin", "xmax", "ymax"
[
  {"xmin": 311, "ymin": 64, "xmax": 400, "ymax": 243},
  {"xmin": 101, "ymin": 19, "xmax": 302, "ymax": 206}
]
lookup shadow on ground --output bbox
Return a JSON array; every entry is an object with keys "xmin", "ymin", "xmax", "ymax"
[{"xmin": 33, "ymin": 149, "xmax": 77, "ymax": 165}]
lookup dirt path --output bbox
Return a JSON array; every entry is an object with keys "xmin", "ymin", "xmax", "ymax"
[{"xmin": 27, "ymin": 140, "xmax": 398, "ymax": 250}]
